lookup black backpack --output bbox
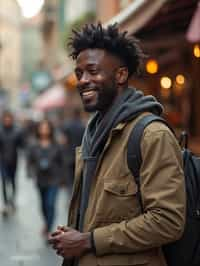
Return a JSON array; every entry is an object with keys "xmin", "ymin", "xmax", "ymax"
[{"xmin": 127, "ymin": 114, "xmax": 200, "ymax": 266}]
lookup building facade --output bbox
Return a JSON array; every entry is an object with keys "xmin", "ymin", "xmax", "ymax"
[
  {"xmin": 65, "ymin": 0, "xmax": 96, "ymax": 23},
  {"xmin": 0, "ymin": 0, "xmax": 22, "ymax": 108},
  {"xmin": 96, "ymin": 0, "xmax": 200, "ymax": 139},
  {"xmin": 97, "ymin": 0, "xmax": 132, "ymax": 23}
]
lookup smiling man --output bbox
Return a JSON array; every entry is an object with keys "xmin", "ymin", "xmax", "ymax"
[
  {"xmin": 49, "ymin": 23, "xmax": 186, "ymax": 266},
  {"xmin": 75, "ymin": 49, "xmax": 123, "ymax": 114}
]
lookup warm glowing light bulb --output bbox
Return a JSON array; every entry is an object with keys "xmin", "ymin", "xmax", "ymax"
[
  {"xmin": 176, "ymin": 74, "xmax": 185, "ymax": 85},
  {"xmin": 160, "ymin": 77, "xmax": 172, "ymax": 89},
  {"xmin": 146, "ymin": 59, "xmax": 158, "ymax": 74},
  {"xmin": 193, "ymin": 44, "xmax": 200, "ymax": 58}
]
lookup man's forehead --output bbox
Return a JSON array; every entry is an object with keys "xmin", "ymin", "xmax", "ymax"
[
  {"xmin": 76, "ymin": 49, "xmax": 123, "ymax": 69},
  {"xmin": 76, "ymin": 49, "xmax": 106, "ymax": 65}
]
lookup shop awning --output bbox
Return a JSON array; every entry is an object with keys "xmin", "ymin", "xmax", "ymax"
[
  {"xmin": 33, "ymin": 84, "xmax": 66, "ymax": 111},
  {"xmin": 186, "ymin": 1, "xmax": 200, "ymax": 42},
  {"xmin": 104, "ymin": 0, "xmax": 167, "ymax": 33}
]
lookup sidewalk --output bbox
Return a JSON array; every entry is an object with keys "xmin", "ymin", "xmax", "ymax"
[{"xmin": 0, "ymin": 157, "xmax": 69, "ymax": 266}]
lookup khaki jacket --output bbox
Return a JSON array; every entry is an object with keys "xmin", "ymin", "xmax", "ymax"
[{"xmin": 64, "ymin": 114, "xmax": 186, "ymax": 266}]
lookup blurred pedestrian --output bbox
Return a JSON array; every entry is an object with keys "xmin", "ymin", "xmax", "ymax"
[
  {"xmin": 61, "ymin": 108, "xmax": 85, "ymax": 196},
  {"xmin": 27, "ymin": 119, "xmax": 63, "ymax": 241},
  {"xmin": 0, "ymin": 110, "xmax": 24, "ymax": 216},
  {"xmin": 49, "ymin": 23, "xmax": 185, "ymax": 266},
  {"xmin": 21, "ymin": 118, "xmax": 37, "ymax": 147}
]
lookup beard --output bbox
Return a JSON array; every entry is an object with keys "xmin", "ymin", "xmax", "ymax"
[{"xmin": 81, "ymin": 84, "xmax": 117, "ymax": 113}]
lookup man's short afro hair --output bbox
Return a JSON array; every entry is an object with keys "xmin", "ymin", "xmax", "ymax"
[{"xmin": 68, "ymin": 23, "xmax": 145, "ymax": 77}]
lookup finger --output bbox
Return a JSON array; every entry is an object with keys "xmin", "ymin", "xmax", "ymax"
[
  {"xmin": 57, "ymin": 225, "xmax": 70, "ymax": 232},
  {"xmin": 51, "ymin": 230, "xmax": 63, "ymax": 237},
  {"xmin": 55, "ymin": 243, "xmax": 62, "ymax": 250},
  {"xmin": 48, "ymin": 235, "xmax": 60, "ymax": 244},
  {"xmin": 57, "ymin": 225, "xmax": 64, "ymax": 230},
  {"xmin": 60, "ymin": 250, "xmax": 65, "ymax": 257},
  {"xmin": 52, "ymin": 244, "xmax": 58, "ymax": 250},
  {"xmin": 57, "ymin": 225, "xmax": 66, "ymax": 231},
  {"xmin": 56, "ymin": 250, "xmax": 62, "ymax": 256},
  {"xmin": 52, "ymin": 242, "xmax": 61, "ymax": 250},
  {"xmin": 56, "ymin": 249, "xmax": 64, "ymax": 256}
]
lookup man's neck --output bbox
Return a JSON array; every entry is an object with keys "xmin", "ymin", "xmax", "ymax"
[{"xmin": 99, "ymin": 86, "xmax": 128, "ymax": 117}]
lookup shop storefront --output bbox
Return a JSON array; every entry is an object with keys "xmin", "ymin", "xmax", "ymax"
[{"xmin": 106, "ymin": 0, "xmax": 200, "ymax": 137}]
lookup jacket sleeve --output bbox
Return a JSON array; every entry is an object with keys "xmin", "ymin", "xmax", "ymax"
[
  {"xmin": 93, "ymin": 125, "xmax": 186, "ymax": 256},
  {"xmin": 26, "ymin": 144, "xmax": 36, "ymax": 178}
]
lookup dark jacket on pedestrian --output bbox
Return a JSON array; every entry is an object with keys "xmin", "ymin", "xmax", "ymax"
[
  {"xmin": 62, "ymin": 118, "xmax": 85, "ymax": 167},
  {"xmin": 27, "ymin": 142, "xmax": 63, "ymax": 187},
  {"xmin": 61, "ymin": 118, "xmax": 85, "ymax": 188},
  {"xmin": 0, "ymin": 124, "xmax": 23, "ymax": 167}
]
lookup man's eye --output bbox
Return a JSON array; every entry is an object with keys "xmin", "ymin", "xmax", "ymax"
[
  {"xmin": 75, "ymin": 71, "xmax": 82, "ymax": 80},
  {"xmin": 89, "ymin": 69, "xmax": 98, "ymax": 74}
]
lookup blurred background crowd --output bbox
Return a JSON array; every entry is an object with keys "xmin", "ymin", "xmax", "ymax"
[
  {"xmin": 0, "ymin": 0, "xmax": 200, "ymax": 257},
  {"xmin": 0, "ymin": 108, "xmax": 85, "ymax": 236}
]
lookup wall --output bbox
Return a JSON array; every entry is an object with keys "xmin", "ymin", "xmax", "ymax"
[{"xmin": 0, "ymin": 0, "xmax": 22, "ymax": 107}]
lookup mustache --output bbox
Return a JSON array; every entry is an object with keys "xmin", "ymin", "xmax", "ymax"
[{"xmin": 78, "ymin": 84, "xmax": 98, "ymax": 92}]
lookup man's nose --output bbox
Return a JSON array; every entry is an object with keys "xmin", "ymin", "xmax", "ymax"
[{"xmin": 79, "ymin": 72, "xmax": 90, "ymax": 85}]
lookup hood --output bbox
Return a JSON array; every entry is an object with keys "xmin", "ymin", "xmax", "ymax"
[{"xmin": 82, "ymin": 87, "xmax": 163, "ymax": 157}]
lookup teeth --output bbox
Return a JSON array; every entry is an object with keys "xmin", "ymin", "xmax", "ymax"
[{"xmin": 83, "ymin": 91, "xmax": 94, "ymax": 96}]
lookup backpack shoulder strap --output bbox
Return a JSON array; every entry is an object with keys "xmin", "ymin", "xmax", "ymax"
[{"xmin": 127, "ymin": 114, "xmax": 168, "ymax": 208}]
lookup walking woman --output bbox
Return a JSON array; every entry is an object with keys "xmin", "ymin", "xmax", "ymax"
[{"xmin": 27, "ymin": 119, "xmax": 63, "ymax": 240}]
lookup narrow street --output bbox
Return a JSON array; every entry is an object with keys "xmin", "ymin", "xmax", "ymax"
[{"xmin": 0, "ymin": 157, "xmax": 69, "ymax": 266}]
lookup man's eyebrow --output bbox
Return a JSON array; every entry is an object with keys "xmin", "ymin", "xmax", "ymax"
[
  {"xmin": 83, "ymin": 63, "xmax": 98, "ymax": 68},
  {"xmin": 75, "ymin": 63, "xmax": 98, "ymax": 70}
]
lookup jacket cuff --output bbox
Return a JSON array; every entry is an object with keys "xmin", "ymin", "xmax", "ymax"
[
  {"xmin": 90, "ymin": 231, "xmax": 96, "ymax": 254},
  {"xmin": 93, "ymin": 226, "xmax": 113, "ymax": 256}
]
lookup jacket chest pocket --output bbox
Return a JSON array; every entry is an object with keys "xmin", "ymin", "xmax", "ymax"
[{"xmin": 96, "ymin": 179, "xmax": 141, "ymax": 223}]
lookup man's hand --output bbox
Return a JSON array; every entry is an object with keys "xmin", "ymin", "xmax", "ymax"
[{"xmin": 48, "ymin": 226, "xmax": 92, "ymax": 259}]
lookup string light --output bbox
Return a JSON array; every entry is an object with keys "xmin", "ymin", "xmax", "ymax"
[
  {"xmin": 160, "ymin": 76, "xmax": 172, "ymax": 89},
  {"xmin": 193, "ymin": 44, "xmax": 200, "ymax": 58},
  {"xmin": 146, "ymin": 59, "xmax": 158, "ymax": 74},
  {"xmin": 176, "ymin": 74, "xmax": 185, "ymax": 85}
]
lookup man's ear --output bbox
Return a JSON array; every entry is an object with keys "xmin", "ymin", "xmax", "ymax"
[{"xmin": 116, "ymin": 67, "xmax": 129, "ymax": 85}]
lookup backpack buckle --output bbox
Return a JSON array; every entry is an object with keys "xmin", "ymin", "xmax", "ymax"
[
  {"xmin": 179, "ymin": 131, "xmax": 188, "ymax": 149},
  {"xmin": 196, "ymin": 209, "xmax": 200, "ymax": 217}
]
